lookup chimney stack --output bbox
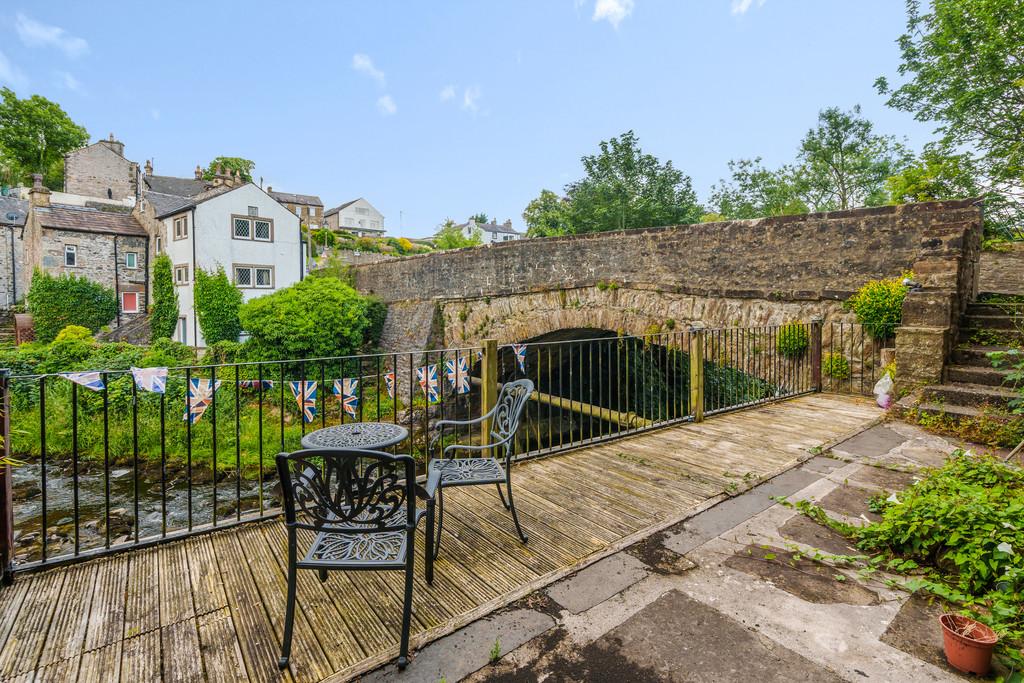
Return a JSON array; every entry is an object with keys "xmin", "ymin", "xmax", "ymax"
[
  {"xmin": 267, "ymin": 186, "xmax": 272, "ymax": 193},
  {"xmin": 504, "ymin": 219, "xmax": 512, "ymax": 227},
  {"xmin": 144, "ymin": 159, "xmax": 153, "ymax": 176},
  {"xmin": 194, "ymin": 165, "xmax": 203, "ymax": 180},
  {"xmin": 99, "ymin": 133, "xmax": 125, "ymax": 158},
  {"xmin": 28, "ymin": 173, "xmax": 50, "ymax": 207}
]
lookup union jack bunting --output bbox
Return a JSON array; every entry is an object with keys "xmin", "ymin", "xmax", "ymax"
[
  {"xmin": 288, "ymin": 381, "xmax": 318, "ymax": 423},
  {"xmin": 131, "ymin": 366, "xmax": 167, "ymax": 394},
  {"xmin": 511, "ymin": 344, "xmax": 527, "ymax": 373},
  {"xmin": 476, "ymin": 350, "xmax": 483, "ymax": 362},
  {"xmin": 444, "ymin": 356, "xmax": 470, "ymax": 394},
  {"xmin": 238, "ymin": 379, "xmax": 274, "ymax": 391},
  {"xmin": 332, "ymin": 378, "xmax": 359, "ymax": 418},
  {"xmin": 384, "ymin": 372, "xmax": 395, "ymax": 399},
  {"xmin": 416, "ymin": 364, "xmax": 440, "ymax": 404},
  {"xmin": 60, "ymin": 371, "xmax": 105, "ymax": 392},
  {"xmin": 184, "ymin": 378, "xmax": 221, "ymax": 425}
]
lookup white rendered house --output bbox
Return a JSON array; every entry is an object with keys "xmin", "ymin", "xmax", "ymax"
[{"xmin": 324, "ymin": 198, "xmax": 386, "ymax": 237}]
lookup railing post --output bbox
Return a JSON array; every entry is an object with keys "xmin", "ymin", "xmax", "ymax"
[
  {"xmin": 0, "ymin": 369, "xmax": 13, "ymax": 585},
  {"xmin": 810, "ymin": 317, "xmax": 823, "ymax": 393},
  {"xmin": 480, "ymin": 339, "xmax": 498, "ymax": 452},
  {"xmin": 689, "ymin": 327, "xmax": 704, "ymax": 422}
]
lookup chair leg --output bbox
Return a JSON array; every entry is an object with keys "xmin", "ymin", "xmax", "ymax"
[
  {"xmin": 505, "ymin": 479, "xmax": 528, "ymax": 544},
  {"xmin": 317, "ymin": 569, "xmax": 328, "ymax": 584},
  {"xmin": 398, "ymin": 532, "xmax": 416, "ymax": 669},
  {"xmin": 279, "ymin": 531, "xmax": 298, "ymax": 670},
  {"xmin": 495, "ymin": 482, "xmax": 510, "ymax": 510},
  {"xmin": 432, "ymin": 485, "xmax": 445, "ymax": 560},
  {"xmin": 425, "ymin": 499, "xmax": 435, "ymax": 585}
]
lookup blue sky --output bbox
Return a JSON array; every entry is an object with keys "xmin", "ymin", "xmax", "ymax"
[{"xmin": 0, "ymin": 1, "xmax": 935, "ymax": 237}]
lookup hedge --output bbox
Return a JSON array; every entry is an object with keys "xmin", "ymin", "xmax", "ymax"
[{"xmin": 26, "ymin": 270, "xmax": 118, "ymax": 343}]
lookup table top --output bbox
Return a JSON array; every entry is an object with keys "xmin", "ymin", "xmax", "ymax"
[{"xmin": 300, "ymin": 422, "xmax": 409, "ymax": 450}]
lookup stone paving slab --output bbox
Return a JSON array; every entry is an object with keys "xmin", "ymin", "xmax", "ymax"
[
  {"xmin": 546, "ymin": 553, "xmax": 650, "ymax": 615},
  {"xmin": 831, "ymin": 424, "xmax": 909, "ymax": 459}
]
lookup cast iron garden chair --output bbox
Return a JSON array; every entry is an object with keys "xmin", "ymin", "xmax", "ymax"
[
  {"xmin": 427, "ymin": 378, "xmax": 534, "ymax": 558},
  {"xmin": 276, "ymin": 448, "xmax": 441, "ymax": 670}
]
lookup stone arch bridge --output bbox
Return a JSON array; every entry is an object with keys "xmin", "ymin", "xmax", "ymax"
[{"xmin": 353, "ymin": 200, "xmax": 982, "ymax": 387}]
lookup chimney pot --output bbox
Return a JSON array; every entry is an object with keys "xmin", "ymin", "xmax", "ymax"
[
  {"xmin": 109, "ymin": 133, "xmax": 115, "ymax": 142},
  {"xmin": 32, "ymin": 173, "xmax": 42, "ymax": 190},
  {"xmin": 267, "ymin": 186, "xmax": 272, "ymax": 193},
  {"xmin": 195, "ymin": 165, "xmax": 203, "ymax": 180},
  {"xmin": 144, "ymin": 159, "xmax": 153, "ymax": 176}
]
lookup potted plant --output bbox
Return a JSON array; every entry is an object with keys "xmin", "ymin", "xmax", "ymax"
[{"xmin": 939, "ymin": 613, "xmax": 998, "ymax": 675}]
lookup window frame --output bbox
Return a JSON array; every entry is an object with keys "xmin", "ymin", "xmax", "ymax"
[
  {"xmin": 155, "ymin": 236, "xmax": 163, "ymax": 254},
  {"xmin": 174, "ymin": 264, "xmax": 189, "ymax": 286},
  {"xmin": 125, "ymin": 251, "xmax": 138, "ymax": 269},
  {"xmin": 231, "ymin": 214, "xmax": 274, "ymax": 242},
  {"xmin": 233, "ymin": 264, "xmax": 275, "ymax": 289},
  {"xmin": 64, "ymin": 245, "xmax": 77, "ymax": 267},
  {"xmin": 121, "ymin": 291, "xmax": 139, "ymax": 313},
  {"xmin": 172, "ymin": 214, "xmax": 189, "ymax": 240}
]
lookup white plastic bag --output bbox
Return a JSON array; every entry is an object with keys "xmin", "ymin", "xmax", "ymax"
[{"xmin": 873, "ymin": 373, "xmax": 894, "ymax": 409}]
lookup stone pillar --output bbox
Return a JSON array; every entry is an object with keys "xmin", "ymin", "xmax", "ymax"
[{"xmin": 895, "ymin": 290, "xmax": 955, "ymax": 390}]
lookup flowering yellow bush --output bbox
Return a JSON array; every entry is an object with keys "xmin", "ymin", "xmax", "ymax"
[{"xmin": 846, "ymin": 272, "xmax": 912, "ymax": 340}]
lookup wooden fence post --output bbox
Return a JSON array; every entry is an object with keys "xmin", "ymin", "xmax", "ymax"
[
  {"xmin": 0, "ymin": 368, "xmax": 13, "ymax": 585},
  {"xmin": 480, "ymin": 339, "xmax": 498, "ymax": 452},
  {"xmin": 689, "ymin": 327, "xmax": 704, "ymax": 423},
  {"xmin": 810, "ymin": 317, "xmax": 823, "ymax": 393}
]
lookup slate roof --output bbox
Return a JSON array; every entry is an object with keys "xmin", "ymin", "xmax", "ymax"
[
  {"xmin": 0, "ymin": 196, "xmax": 28, "ymax": 227},
  {"xmin": 150, "ymin": 184, "xmax": 242, "ymax": 219},
  {"xmin": 143, "ymin": 174, "xmax": 211, "ymax": 197},
  {"xmin": 323, "ymin": 199, "xmax": 360, "ymax": 217},
  {"xmin": 36, "ymin": 205, "xmax": 147, "ymax": 237},
  {"xmin": 268, "ymin": 190, "xmax": 322, "ymax": 207}
]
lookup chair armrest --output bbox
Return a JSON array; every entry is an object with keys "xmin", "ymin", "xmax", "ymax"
[{"xmin": 417, "ymin": 468, "xmax": 442, "ymax": 501}]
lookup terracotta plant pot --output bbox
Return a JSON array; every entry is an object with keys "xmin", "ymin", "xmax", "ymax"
[{"xmin": 939, "ymin": 613, "xmax": 998, "ymax": 676}]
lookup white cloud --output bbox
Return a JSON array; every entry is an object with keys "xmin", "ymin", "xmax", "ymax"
[
  {"xmin": 352, "ymin": 53, "xmax": 386, "ymax": 87},
  {"xmin": 15, "ymin": 13, "xmax": 89, "ymax": 59},
  {"xmin": 376, "ymin": 95, "xmax": 397, "ymax": 116},
  {"xmin": 462, "ymin": 86, "xmax": 482, "ymax": 113},
  {"xmin": 439, "ymin": 84, "xmax": 456, "ymax": 102},
  {"xmin": 57, "ymin": 71, "xmax": 82, "ymax": 92},
  {"xmin": 730, "ymin": 0, "xmax": 767, "ymax": 16},
  {"xmin": 592, "ymin": 0, "xmax": 634, "ymax": 28},
  {"xmin": 0, "ymin": 50, "xmax": 29, "ymax": 89}
]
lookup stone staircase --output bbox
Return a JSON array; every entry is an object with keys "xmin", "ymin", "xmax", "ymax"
[{"xmin": 912, "ymin": 298, "xmax": 1021, "ymax": 420}]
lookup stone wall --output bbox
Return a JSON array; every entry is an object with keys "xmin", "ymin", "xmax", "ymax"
[
  {"xmin": 979, "ymin": 243, "xmax": 1024, "ymax": 295},
  {"xmin": 64, "ymin": 143, "xmax": 138, "ymax": 201},
  {"xmin": 0, "ymin": 228, "xmax": 28, "ymax": 309}
]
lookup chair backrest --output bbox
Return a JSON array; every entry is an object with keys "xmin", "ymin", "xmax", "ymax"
[
  {"xmin": 490, "ymin": 379, "xmax": 534, "ymax": 449},
  {"xmin": 276, "ymin": 448, "xmax": 416, "ymax": 534}
]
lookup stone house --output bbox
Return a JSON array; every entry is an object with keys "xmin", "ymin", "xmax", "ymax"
[
  {"xmin": 63, "ymin": 134, "xmax": 140, "ymax": 202},
  {"xmin": 323, "ymin": 198, "xmax": 386, "ymax": 237},
  {"xmin": 137, "ymin": 170, "xmax": 302, "ymax": 346},
  {"xmin": 267, "ymin": 188, "xmax": 324, "ymax": 228},
  {"xmin": 22, "ymin": 176, "xmax": 149, "ymax": 325},
  {"xmin": 455, "ymin": 218, "xmax": 523, "ymax": 244}
]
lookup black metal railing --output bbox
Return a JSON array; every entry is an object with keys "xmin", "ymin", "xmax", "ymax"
[
  {"xmin": 0, "ymin": 323, "xmax": 826, "ymax": 573},
  {"xmin": 823, "ymin": 322, "xmax": 896, "ymax": 396}
]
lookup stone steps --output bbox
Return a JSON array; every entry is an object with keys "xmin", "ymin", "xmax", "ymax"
[
  {"xmin": 945, "ymin": 364, "xmax": 1014, "ymax": 387},
  {"xmin": 968, "ymin": 303, "xmax": 1024, "ymax": 316},
  {"xmin": 961, "ymin": 313, "xmax": 1022, "ymax": 331},
  {"xmin": 920, "ymin": 382, "xmax": 1017, "ymax": 409},
  {"xmin": 958, "ymin": 327, "xmax": 1024, "ymax": 346},
  {"xmin": 951, "ymin": 344, "xmax": 1015, "ymax": 367}
]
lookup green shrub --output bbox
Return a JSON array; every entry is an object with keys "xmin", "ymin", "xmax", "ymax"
[
  {"xmin": 150, "ymin": 254, "xmax": 179, "ymax": 341},
  {"xmin": 141, "ymin": 337, "xmax": 195, "ymax": 368},
  {"xmin": 776, "ymin": 322, "xmax": 809, "ymax": 358},
  {"xmin": 364, "ymin": 297, "xmax": 387, "ymax": 348},
  {"xmin": 54, "ymin": 325, "xmax": 94, "ymax": 343},
  {"xmin": 238, "ymin": 277, "xmax": 373, "ymax": 361},
  {"xmin": 822, "ymin": 352, "xmax": 850, "ymax": 379},
  {"xmin": 26, "ymin": 270, "xmax": 118, "ymax": 343},
  {"xmin": 194, "ymin": 266, "xmax": 242, "ymax": 345},
  {"xmin": 201, "ymin": 340, "xmax": 243, "ymax": 366},
  {"xmin": 846, "ymin": 273, "xmax": 911, "ymax": 340}
]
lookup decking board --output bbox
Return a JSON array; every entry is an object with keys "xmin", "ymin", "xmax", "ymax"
[{"xmin": 0, "ymin": 394, "xmax": 878, "ymax": 681}]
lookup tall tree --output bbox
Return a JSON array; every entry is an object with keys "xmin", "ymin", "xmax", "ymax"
[
  {"xmin": 708, "ymin": 158, "xmax": 811, "ymax": 219},
  {"xmin": 876, "ymin": 0, "xmax": 1023, "ymax": 235},
  {"xmin": 434, "ymin": 218, "xmax": 481, "ymax": 249},
  {"xmin": 0, "ymin": 88, "xmax": 88, "ymax": 188},
  {"xmin": 202, "ymin": 156, "xmax": 255, "ymax": 182},
  {"xmin": 150, "ymin": 254, "xmax": 180, "ymax": 341},
  {"xmin": 798, "ymin": 105, "xmax": 911, "ymax": 211},
  {"xmin": 565, "ymin": 131, "xmax": 702, "ymax": 232},
  {"xmin": 885, "ymin": 146, "xmax": 981, "ymax": 204},
  {"xmin": 468, "ymin": 212, "xmax": 489, "ymax": 224},
  {"xmin": 522, "ymin": 189, "xmax": 572, "ymax": 236}
]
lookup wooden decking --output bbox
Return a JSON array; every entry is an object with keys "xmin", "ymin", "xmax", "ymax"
[{"xmin": 0, "ymin": 394, "xmax": 878, "ymax": 682}]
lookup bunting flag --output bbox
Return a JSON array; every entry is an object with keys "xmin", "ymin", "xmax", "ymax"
[
  {"xmin": 384, "ymin": 372, "xmax": 395, "ymax": 399},
  {"xmin": 476, "ymin": 350, "xmax": 484, "ymax": 362},
  {"xmin": 60, "ymin": 371, "xmax": 105, "ymax": 392},
  {"xmin": 332, "ymin": 378, "xmax": 359, "ymax": 418},
  {"xmin": 444, "ymin": 357, "xmax": 471, "ymax": 395},
  {"xmin": 238, "ymin": 379, "xmax": 274, "ymax": 391},
  {"xmin": 288, "ymin": 381, "xmax": 318, "ymax": 423},
  {"xmin": 130, "ymin": 366, "xmax": 167, "ymax": 394},
  {"xmin": 511, "ymin": 344, "xmax": 527, "ymax": 373},
  {"xmin": 184, "ymin": 378, "xmax": 221, "ymax": 425},
  {"xmin": 416, "ymin": 364, "xmax": 440, "ymax": 404}
]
